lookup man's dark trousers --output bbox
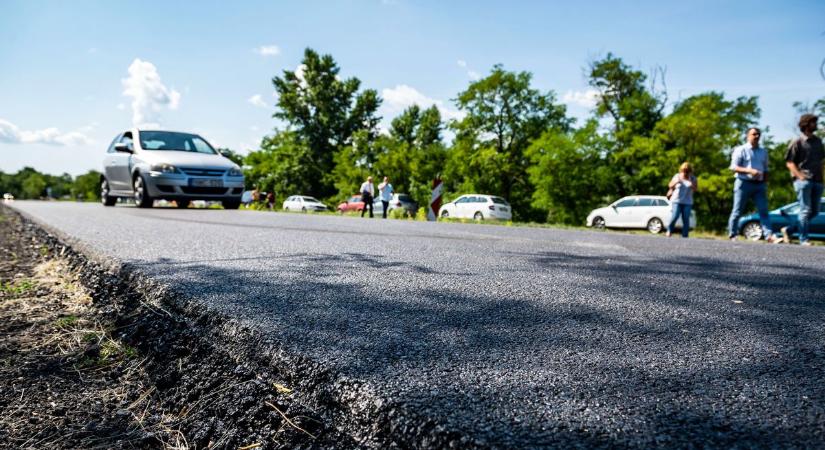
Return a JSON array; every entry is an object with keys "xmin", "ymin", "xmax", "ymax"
[{"xmin": 361, "ymin": 194, "xmax": 374, "ymax": 218}]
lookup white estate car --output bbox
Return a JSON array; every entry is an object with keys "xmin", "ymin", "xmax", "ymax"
[
  {"xmin": 282, "ymin": 195, "xmax": 328, "ymax": 212},
  {"xmin": 439, "ymin": 194, "xmax": 512, "ymax": 221},
  {"xmin": 586, "ymin": 195, "xmax": 696, "ymax": 234}
]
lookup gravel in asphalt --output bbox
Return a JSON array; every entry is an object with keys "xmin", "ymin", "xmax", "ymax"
[{"xmin": 9, "ymin": 201, "xmax": 825, "ymax": 448}]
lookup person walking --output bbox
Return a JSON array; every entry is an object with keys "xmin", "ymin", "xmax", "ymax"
[
  {"xmin": 360, "ymin": 176, "xmax": 375, "ymax": 218},
  {"xmin": 727, "ymin": 127, "xmax": 778, "ymax": 242},
  {"xmin": 266, "ymin": 192, "xmax": 275, "ymax": 211},
  {"xmin": 378, "ymin": 176, "xmax": 393, "ymax": 219},
  {"xmin": 666, "ymin": 162, "xmax": 697, "ymax": 238},
  {"xmin": 779, "ymin": 114, "xmax": 824, "ymax": 245}
]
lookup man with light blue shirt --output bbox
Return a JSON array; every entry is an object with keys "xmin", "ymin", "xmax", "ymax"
[
  {"xmin": 378, "ymin": 176, "xmax": 394, "ymax": 219},
  {"xmin": 727, "ymin": 127, "xmax": 777, "ymax": 242}
]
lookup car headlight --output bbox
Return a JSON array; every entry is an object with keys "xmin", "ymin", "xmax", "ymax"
[
  {"xmin": 150, "ymin": 163, "xmax": 179, "ymax": 174},
  {"xmin": 227, "ymin": 167, "xmax": 242, "ymax": 177}
]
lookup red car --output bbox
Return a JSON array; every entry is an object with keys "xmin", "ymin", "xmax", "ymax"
[{"xmin": 337, "ymin": 195, "xmax": 366, "ymax": 213}]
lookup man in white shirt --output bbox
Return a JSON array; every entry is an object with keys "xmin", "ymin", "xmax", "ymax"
[
  {"xmin": 378, "ymin": 176, "xmax": 394, "ymax": 219},
  {"xmin": 360, "ymin": 176, "xmax": 375, "ymax": 218}
]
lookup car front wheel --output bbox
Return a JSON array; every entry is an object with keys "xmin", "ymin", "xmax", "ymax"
[
  {"xmin": 133, "ymin": 175, "xmax": 153, "ymax": 208},
  {"xmin": 647, "ymin": 217, "xmax": 664, "ymax": 234},
  {"xmin": 741, "ymin": 221, "xmax": 763, "ymax": 241},
  {"xmin": 101, "ymin": 178, "xmax": 116, "ymax": 206},
  {"xmin": 592, "ymin": 216, "xmax": 605, "ymax": 229},
  {"xmin": 440, "ymin": 210, "xmax": 449, "ymax": 218},
  {"xmin": 223, "ymin": 200, "xmax": 241, "ymax": 210}
]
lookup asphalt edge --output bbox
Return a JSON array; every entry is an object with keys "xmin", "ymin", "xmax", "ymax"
[{"xmin": 2, "ymin": 203, "xmax": 486, "ymax": 450}]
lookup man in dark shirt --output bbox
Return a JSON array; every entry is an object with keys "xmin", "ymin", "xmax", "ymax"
[{"xmin": 780, "ymin": 114, "xmax": 824, "ymax": 245}]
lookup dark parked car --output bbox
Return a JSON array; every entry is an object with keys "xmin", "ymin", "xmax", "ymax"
[{"xmin": 737, "ymin": 198, "xmax": 825, "ymax": 240}]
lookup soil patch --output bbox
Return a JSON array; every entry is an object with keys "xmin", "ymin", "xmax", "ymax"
[{"xmin": 0, "ymin": 206, "xmax": 354, "ymax": 449}]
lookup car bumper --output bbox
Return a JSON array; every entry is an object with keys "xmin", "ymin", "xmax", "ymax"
[{"xmin": 144, "ymin": 172, "xmax": 244, "ymax": 200}]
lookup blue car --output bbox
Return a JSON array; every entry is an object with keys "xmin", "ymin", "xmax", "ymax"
[{"xmin": 737, "ymin": 198, "xmax": 825, "ymax": 240}]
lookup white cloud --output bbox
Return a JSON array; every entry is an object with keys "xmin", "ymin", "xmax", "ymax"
[
  {"xmin": 562, "ymin": 89, "xmax": 600, "ymax": 108},
  {"xmin": 116, "ymin": 103, "xmax": 126, "ymax": 110},
  {"xmin": 0, "ymin": 119, "xmax": 93, "ymax": 146},
  {"xmin": 381, "ymin": 84, "xmax": 464, "ymax": 121},
  {"xmin": 457, "ymin": 60, "xmax": 467, "ymax": 68},
  {"xmin": 247, "ymin": 94, "xmax": 269, "ymax": 109},
  {"xmin": 294, "ymin": 64, "xmax": 308, "ymax": 88},
  {"xmin": 121, "ymin": 58, "xmax": 181, "ymax": 128},
  {"xmin": 467, "ymin": 70, "xmax": 481, "ymax": 81},
  {"xmin": 254, "ymin": 45, "xmax": 280, "ymax": 57}
]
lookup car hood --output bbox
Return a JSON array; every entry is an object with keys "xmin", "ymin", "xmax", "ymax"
[
  {"xmin": 137, "ymin": 150, "xmax": 237, "ymax": 169},
  {"xmin": 588, "ymin": 206, "xmax": 612, "ymax": 217},
  {"xmin": 306, "ymin": 202, "xmax": 327, "ymax": 207}
]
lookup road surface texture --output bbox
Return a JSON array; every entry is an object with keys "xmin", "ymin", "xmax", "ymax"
[{"xmin": 9, "ymin": 201, "xmax": 825, "ymax": 448}]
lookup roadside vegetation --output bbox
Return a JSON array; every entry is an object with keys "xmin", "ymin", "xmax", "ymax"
[{"xmin": 3, "ymin": 49, "xmax": 823, "ymax": 234}]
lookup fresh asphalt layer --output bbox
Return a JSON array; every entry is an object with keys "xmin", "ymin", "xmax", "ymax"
[{"xmin": 8, "ymin": 201, "xmax": 825, "ymax": 448}]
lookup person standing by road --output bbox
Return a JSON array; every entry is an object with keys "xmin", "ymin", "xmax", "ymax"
[
  {"xmin": 666, "ymin": 162, "xmax": 697, "ymax": 238},
  {"xmin": 266, "ymin": 192, "xmax": 275, "ymax": 211},
  {"xmin": 360, "ymin": 176, "xmax": 375, "ymax": 218},
  {"xmin": 378, "ymin": 176, "xmax": 393, "ymax": 219},
  {"xmin": 727, "ymin": 127, "xmax": 778, "ymax": 242},
  {"xmin": 779, "ymin": 114, "xmax": 824, "ymax": 245}
]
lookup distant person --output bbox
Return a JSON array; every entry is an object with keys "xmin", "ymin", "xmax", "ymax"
[
  {"xmin": 779, "ymin": 114, "xmax": 823, "ymax": 245},
  {"xmin": 666, "ymin": 162, "xmax": 697, "ymax": 238},
  {"xmin": 378, "ymin": 176, "xmax": 393, "ymax": 219},
  {"xmin": 727, "ymin": 127, "xmax": 778, "ymax": 242},
  {"xmin": 360, "ymin": 176, "xmax": 375, "ymax": 218},
  {"xmin": 251, "ymin": 187, "xmax": 260, "ymax": 204},
  {"xmin": 266, "ymin": 192, "xmax": 275, "ymax": 211}
]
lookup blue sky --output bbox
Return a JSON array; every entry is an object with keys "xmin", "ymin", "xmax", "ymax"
[{"xmin": 1, "ymin": 0, "xmax": 823, "ymax": 175}]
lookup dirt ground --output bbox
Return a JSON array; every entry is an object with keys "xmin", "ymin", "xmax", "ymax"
[{"xmin": 0, "ymin": 207, "xmax": 352, "ymax": 449}]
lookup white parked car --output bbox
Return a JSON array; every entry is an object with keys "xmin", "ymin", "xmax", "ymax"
[
  {"xmin": 283, "ymin": 195, "xmax": 328, "ymax": 212},
  {"xmin": 3, "ymin": 193, "xmax": 14, "ymax": 201},
  {"xmin": 438, "ymin": 194, "xmax": 512, "ymax": 221},
  {"xmin": 586, "ymin": 195, "xmax": 696, "ymax": 234}
]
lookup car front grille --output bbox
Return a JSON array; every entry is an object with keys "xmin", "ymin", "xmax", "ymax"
[
  {"xmin": 181, "ymin": 187, "xmax": 230, "ymax": 195},
  {"xmin": 180, "ymin": 167, "xmax": 226, "ymax": 177}
]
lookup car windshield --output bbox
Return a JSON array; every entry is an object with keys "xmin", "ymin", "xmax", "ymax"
[
  {"xmin": 303, "ymin": 197, "xmax": 319, "ymax": 202},
  {"xmin": 491, "ymin": 197, "xmax": 509, "ymax": 205},
  {"xmin": 139, "ymin": 131, "xmax": 217, "ymax": 154},
  {"xmin": 398, "ymin": 194, "xmax": 412, "ymax": 202}
]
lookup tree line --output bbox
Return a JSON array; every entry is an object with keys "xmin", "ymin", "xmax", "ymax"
[
  {"xmin": 245, "ymin": 48, "xmax": 824, "ymax": 230},
  {"xmin": 0, "ymin": 168, "xmax": 101, "ymax": 202}
]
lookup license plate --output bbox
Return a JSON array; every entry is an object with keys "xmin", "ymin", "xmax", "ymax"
[{"xmin": 190, "ymin": 178, "xmax": 223, "ymax": 187}]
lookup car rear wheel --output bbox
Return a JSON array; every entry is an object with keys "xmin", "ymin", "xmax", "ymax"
[
  {"xmin": 741, "ymin": 221, "xmax": 763, "ymax": 241},
  {"xmin": 592, "ymin": 216, "xmax": 605, "ymax": 229},
  {"xmin": 176, "ymin": 200, "xmax": 190, "ymax": 209},
  {"xmin": 101, "ymin": 178, "xmax": 116, "ymax": 207},
  {"xmin": 474, "ymin": 211, "xmax": 483, "ymax": 221},
  {"xmin": 133, "ymin": 175, "xmax": 153, "ymax": 208},
  {"xmin": 222, "ymin": 200, "xmax": 241, "ymax": 210},
  {"xmin": 301, "ymin": 207, "xmax": 307, "ymax": 212},
  {"xmin": 647, "ymin": 217, "xmax": 664, "ymax": 234}
]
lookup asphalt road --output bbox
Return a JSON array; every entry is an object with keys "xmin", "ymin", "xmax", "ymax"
[{"xmin": 9, "ymin": 201, "xmax": 825, "ymax": 448}]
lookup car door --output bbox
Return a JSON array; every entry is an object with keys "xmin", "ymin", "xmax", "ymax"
[
  {"xmin": 612, "ymin": 197, "xmax": 638, "ymax": 227},
  {"xmin": 457, "ymin": 196, "xmax": 476, "ymax": 218},
  {"xmin": 102, "ymin": 134, "xmax": 123, "ymax": 190},
  {"xmin": 636, "ymin": 198, "xmax": 657, "ymax": 225},
  {"xmin": 108, "ymin": 132, "xmax": 134, "ymax": 192}
]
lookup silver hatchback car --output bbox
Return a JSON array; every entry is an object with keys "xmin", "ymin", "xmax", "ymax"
[{"xmin": 101, "ymin": 129, "xmax": 244, "ymax": 209}]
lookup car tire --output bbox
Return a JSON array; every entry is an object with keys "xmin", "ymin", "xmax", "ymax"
[
  {"xmin": 301, "ymin": 207, "xmax": 307, "ymax": 212},
  {"xmin": 176, "ymin": 200, "xmax": 190, "ymax": 209},
  {"xmin": 647, "ymin": 217, "xmax": 664, "ymax": 234},
  {"xmin": 474, "ymin": 211, "xmax": 483, "ymax": 221},
  {"xmin": 101, "ymin": 178, "xmax": 116, "ymax": 207},
  {"xmin": 592, "ymin": 216, "xmax": 605, "ymax": 229},
  {"xmin": 441, "ymin": 210, "xmax": 449, "ymax": 218},
  {"xmin": 222, "ymin": 200, "xmax": 241, "ymax": 210},
  {"xmin": 133, "ymin": 175, "xmax": 153, "ymax": 208},
  {"xmin": 741, "ymin": 221, "xmax": 763, "ymax": 241}
]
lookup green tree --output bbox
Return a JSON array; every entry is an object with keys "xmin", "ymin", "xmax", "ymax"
[
  {"xmin": 72, "ymin": 170, "xmax": 102, "ymax": 201},
  {"xmin": 447, "ymin": 65, "xmax": 571, "ymax": 220},
  {"xmin": 373, "ymin": 105, "xmax": 448, "ymax": 209},
  {"xmin": 272, "ymin": 48, "xmax": 381, "ymax": 198},
  {"xmin": 526, "ymin": 120, "xmax": 614, "ymax": 224},
  {"xmin": 21, "ymin": 172, "xmax": 47, "ymax": 199},
  {"xmin": 244, "ymin": 131, "xmax": 315, "ymax": 203}
]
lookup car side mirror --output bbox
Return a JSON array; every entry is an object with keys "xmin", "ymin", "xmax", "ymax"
[
  {"xmin": 780, "ymin": 209, "xmax": 787, "ymax": 216},
  {"xmin": 114, "ymin": 143, "xmax": 132, "ymax": 153}
]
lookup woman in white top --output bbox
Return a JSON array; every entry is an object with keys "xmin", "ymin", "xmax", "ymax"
[{"xmin": 666, "ymin": 162, "xmax": 698, "ymax": 238}]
